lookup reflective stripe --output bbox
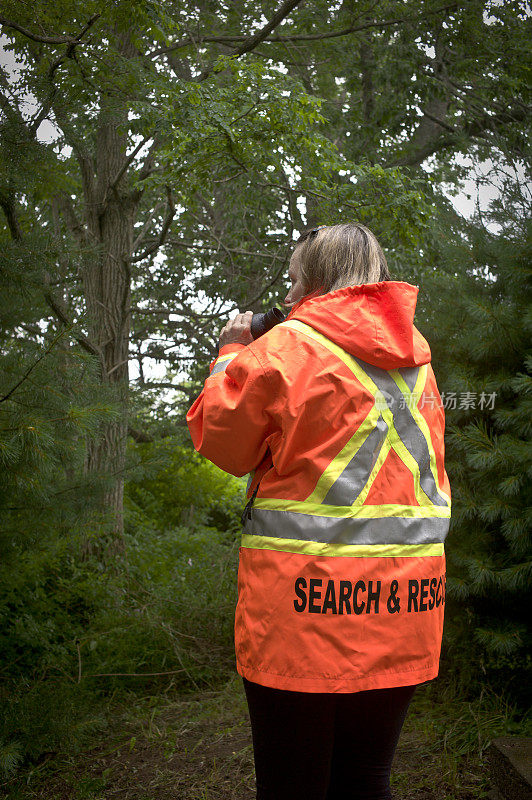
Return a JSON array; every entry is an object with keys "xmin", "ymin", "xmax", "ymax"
[
  {"xmin": 322, "ymin": 413, "xmax": 389, "ymax": 506},
  {"xmin": 356, "ymin": 436, "xmax": 393, "ymax": 506},
  {"xmin": 358, "ymin": 360, "xmax": 448, "ymax": 507},
  {"xmin": 243, "ymin": 507, "xmax": 449, "ymax": 545},
  {"xmin": 283, "ymin": 321, "xmax": 431, "ymax": 508},
  {"xmin": 391, "ymin": 368, "xmax": 451, "ymax": 507},
  {"xmin": 281, "ymin": 320, "xmax": 450, "ymax": 509},
  {"xmin": 241, "ymin": 533, "xmax": 444, "ymax": 559},
  {"xmin": 306, "ymin": 403, "xmax": 383, "ymax": 504},
  {"xmin": 253, "ymin": 498, "xmax": 450, "ymax": 518},
  {"xmin": 309, "ymin": 407, "xmax": 388, "ymax": 506},
  {"xmin": 210, "ymin": 352, "xmax": 238, "ymax": 376},
  {"xmin": 398, "ymin": 365, "xmax": 420, "ymax": 392},
  {"xmin": 246, "ymin": 470, "xmax": 255, "ymax": 493}
]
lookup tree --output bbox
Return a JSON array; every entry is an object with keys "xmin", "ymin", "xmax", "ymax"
[
  {"xmin": 1, "ymin": 1, "xmax": 528, "ymax": 553},
  {"xmin": 1, "ymin": 0, "xmax": 433, "ymax": 549},
  {"xmin": 419, "ymin": 165, "xmax": 531, "ymax": 700}
]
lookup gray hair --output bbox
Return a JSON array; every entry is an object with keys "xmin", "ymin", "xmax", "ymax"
[{"xmin": 295, "ymin": 222, "xmax": 391, "ymax": 293}]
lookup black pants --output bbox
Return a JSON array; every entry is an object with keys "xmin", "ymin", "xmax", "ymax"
[{"xmin": 243, "ymin": 678, "xmax": 417, "ymax": 800}]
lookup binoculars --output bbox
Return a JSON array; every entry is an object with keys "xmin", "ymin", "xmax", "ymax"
[
  {"xmin": 250, "ymin": 307, "xmax": 286, "ymax": 339},
  {"xmin": 216, "ymin": 307, "xmax": 285, "ymax": 354}
]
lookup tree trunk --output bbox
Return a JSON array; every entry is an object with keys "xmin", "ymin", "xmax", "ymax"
[{"xmin": 81, "ymin": 90, "xmax": 136, "ymax": 557}]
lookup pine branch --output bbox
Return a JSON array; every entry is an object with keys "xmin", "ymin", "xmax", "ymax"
[
  {"xmin": 0, "ymin": 189, "xmax": 100, "ymax": 358},
  {"xmin": 27, "ymin": 14, "xmax": 102, "ymax": 135},
  {"xmin": 0, "ymin": 326, "xmax": 70, "ymax": 403}
]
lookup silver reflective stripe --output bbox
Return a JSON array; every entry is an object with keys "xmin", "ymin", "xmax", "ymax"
[
  {"xmin": 243, "ymin": 507, "xmax": 449, "ymax": 545},
  {"xmin": 353, "ymin": 357, "xmax": 447, "ymax": 507},
  {"xmin": 322, "ymin": 413, "xmax": 389, "ymax": 506},
  {"xmin": 210, "ymin": 354, "xmax": 238, "ymax": 376},
  {"xmin": 398, "ymin": 365, "xmax": 420, "ymax": 392},
  {"xmin": 246, "ymin": 471, "xmax": 255, "ymax": 492}
]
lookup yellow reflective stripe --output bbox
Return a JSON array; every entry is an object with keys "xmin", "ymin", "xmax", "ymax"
[
  {"xmin": 413, "ymin": 364, "xmax": 427, "ymax": 398},
  {"xmin": 283, "ymin": 320, "xmax": 368, "ymax": 385},
  {"xmin": 306, "ymin": 403, "xmax": 382, "ymax": 504},
  {"xmin": 386, "ymin": 428, "xmax": 435, "ymax": 508},
  {"xmin": 282, "ymin": 320, "xmax": 435, "ymax": 508},
  {"xmin": 209, "ymin": 352, "xmax": 239, "ymax": 377},
  {"xmin": 391, "ymin": 368, "xmax": 451, "ymax": 507},
  {"xmin": 213, "ymin": 353, "xmax": 237, "ymax": 365},
  {"xmin": 241, "ymin": 533, "xmax": 444, "ymax": 559},
  {"xmin": 356, "ymin": 438, "xmax": 393, "ymax": 504},
  {"xmin": 253, "ymin": 497, "xmax": 451, "ymax": 518}
]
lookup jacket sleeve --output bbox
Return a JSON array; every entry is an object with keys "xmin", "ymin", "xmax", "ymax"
[{"xmin": 186, "ymin": 343, "xmax": 278, "ymax": 477}]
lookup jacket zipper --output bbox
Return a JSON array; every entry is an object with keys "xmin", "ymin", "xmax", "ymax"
[{"xmin": 241, "ymin": 480, "xmax": 260, "ymax": 526}]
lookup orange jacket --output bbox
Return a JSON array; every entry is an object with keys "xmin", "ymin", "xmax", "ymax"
[{"xmin": 187, "ymin": 281, "xmax": 451, "ymax": 692}]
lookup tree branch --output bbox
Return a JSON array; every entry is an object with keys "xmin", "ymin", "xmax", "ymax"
[
  {"xmin": 150, "ymin": 3, "xmax": 458, "ymax": 58},
  {"xmin": 0, "ymin": 14, "xmax": 79, "ymax": 44},
  {"xmin": 127, "ymin": 426, "xmax": 153, "ymax": 443},
  {"xmin": 137, "ymin": 135, "xmax": 162, "ymax": 182},
  {"xmin": 135, "ymin": 382, "xmax": 190, "ymax": 392},
  {"xmin": 143, "ymin": 237, "xmax": 287, "ymax": 261},
  {"xmin": 419, "ymin": 107, "xmax": 457, "ymax": 133},
  {"xmin": 57, "ymin": 194, "xmax": 87, "ymax": 244},
  {"xmin": 132, "ymin": 201, "xmax": 164, "ymax": 252},
  {"xmin": 43, "ymin": 291, "xmax": 101, "ymax": 358},
  {"xmin": 129, "ymin": 186, "xmax": 176, "ymax": 262},
  {"xmin": 109, "ymin": 136, "xmax": 150, "ymax": 193},
  {"xmin": 391, "ymin": 103, "xmax": 529, "ymax": 168},
  {"xmin": 197, "ymin": 0, "xmax": 306, "ymax": 81}
]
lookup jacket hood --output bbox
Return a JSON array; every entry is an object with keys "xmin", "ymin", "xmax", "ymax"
[{"xmin": 285, "ymin": 280, "xmax": 431, "ymax": 369}]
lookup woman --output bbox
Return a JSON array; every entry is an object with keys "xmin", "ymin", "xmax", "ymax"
[{"xmin": 186, "ymin": 222, "xmax": 451, "ymax": 800}]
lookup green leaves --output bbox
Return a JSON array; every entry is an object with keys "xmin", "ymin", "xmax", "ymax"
[{"xmin": 1, "ymin": 1, "xmax": 530, "ymax": 747}]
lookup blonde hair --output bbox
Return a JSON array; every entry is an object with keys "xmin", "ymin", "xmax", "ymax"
[{"xmin": 295, "ymin": 222, "xmax": 391, "ymax": 294}]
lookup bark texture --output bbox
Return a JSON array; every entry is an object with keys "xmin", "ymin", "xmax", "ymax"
[{"xmin": 79, "ymin": 36, "xmax": 138, "ymax": 553}]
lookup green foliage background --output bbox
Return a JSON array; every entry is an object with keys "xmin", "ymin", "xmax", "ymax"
[
  {"xmin": 0, "ymin": 0, "xmax": 530, "ymax": 791},
  {"xmin": 0, "ymin": 438, "xmax": 245, "ymax": 779}
]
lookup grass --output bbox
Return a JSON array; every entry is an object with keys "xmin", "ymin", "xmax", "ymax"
[{"xmin": 1, "ymin": 674, "xmax": 528, "ymax": 800}]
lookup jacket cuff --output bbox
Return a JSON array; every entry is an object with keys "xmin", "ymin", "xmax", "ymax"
[{"xmin": 209, "ymin": 343, "xmax": 247, "ymax": 371}]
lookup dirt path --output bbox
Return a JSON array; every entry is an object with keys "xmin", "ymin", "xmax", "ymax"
[{"xmin": 20, "ymin": 678, "xmax": 488, "ymax": 800}]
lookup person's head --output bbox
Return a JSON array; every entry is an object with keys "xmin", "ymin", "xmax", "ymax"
[{"xmin": 284, "ymin": 222, "xmax": 391, "ymax": 308}]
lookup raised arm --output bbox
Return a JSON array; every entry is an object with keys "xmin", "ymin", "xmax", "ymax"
[{"xmin": 186, "ymin": 343, "xmax": 277, "ymax": 477}]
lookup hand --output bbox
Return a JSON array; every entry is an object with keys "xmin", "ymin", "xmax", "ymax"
[{"xmin": 219, "ymin": 311, "xmax": 254, "ymax": 348}]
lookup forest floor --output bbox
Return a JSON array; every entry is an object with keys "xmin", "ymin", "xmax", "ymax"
[{"xmin": 7, "ymin": 676, "xmax": 493, "ymax": 800}]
